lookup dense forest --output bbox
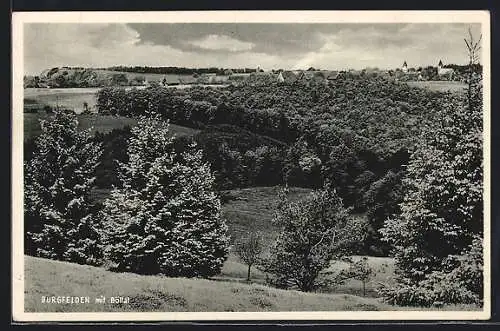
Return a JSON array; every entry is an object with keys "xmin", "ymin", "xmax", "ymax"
[{"xmin": 93, "ymin": 76, "xmax": 459, "ymax": 255}]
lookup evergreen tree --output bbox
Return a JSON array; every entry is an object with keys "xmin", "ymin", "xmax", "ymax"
[
  {"xmin": 264, "ymin": 187, "xmax": 363, "ymax": 291},
  {"xmin": 101, "ymin": 114, "xmax": 229, "ymax": 276},
  {"xmin": 380, "ymin": 30, "xmax": 483, "ymax": 306},
  {"xmin": 24, "ymin": 110, "xmax": 103, "ymax": 265}
]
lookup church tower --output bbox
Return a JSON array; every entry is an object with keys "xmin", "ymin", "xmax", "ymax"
[{"xmin": 402, "ymin": 61, "xmax": 408, "ymax": 73}]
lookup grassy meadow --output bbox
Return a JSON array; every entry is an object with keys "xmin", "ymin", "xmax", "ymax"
[
  {"xmin": 24, "ymin": 88, "xmax": 100, "ymax": 113},
  {"xmin": 94, "ymin": 69, "xmax": 195, "ymax": 84},
  {"xmin": 218, "ymin": 253, "xmax": 396, "ymax": 298},
  {"xmin": 25, "ymin": 255, "xmax": 477, "ymax": 312},
  {"xmin": 25, "ymin": 255, "xmax": 395, "ymax": 312},
  {"xmin": 24, "ymin": 112, "xmax": 199, "ymax": 141},
  {"xmin": 221, "ymin": 186, "xmax": 312, "ymax": 245},
  {"xmin": 406, "ymin": 81, "xmax": 467, "ymax": 94}
]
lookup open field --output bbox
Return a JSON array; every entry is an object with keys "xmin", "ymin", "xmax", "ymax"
[
  {"xmin": 24, "ymin": 113, "xmax": 199, "ymax": 141},
  {"xmin": 23, "ymin": 83, "xmax": 227, "ymax": 114},
  {"xmin": 94, "ymin": 70, "xmax": 194, "ymax": 84},
  {"xmin": 220, "ymin": 186, "xmax": 312, "ymax": 245},
  {"xmin": 406, "ymin": 81, "xmax": 467, "ymax": 94},
  {"xmin": 25, "ymin": 88, "xmax": 100, "ymax": 113},
  {"xmin": 25, "ymin": 256, "xmax": 478, "ymax": 312},
  {"xmin": 24, "ymin": 256, "xmax": 394, "ymax": 312}
]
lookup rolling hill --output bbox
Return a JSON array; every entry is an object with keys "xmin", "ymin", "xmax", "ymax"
[{"xmin": 24, "ymin": 113, "xmax": 199, "ymax": 141}]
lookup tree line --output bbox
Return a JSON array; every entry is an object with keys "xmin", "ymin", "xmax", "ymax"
[{"xmin": 104, "ymin": 66, "xmax": 258, "ymax": 75}]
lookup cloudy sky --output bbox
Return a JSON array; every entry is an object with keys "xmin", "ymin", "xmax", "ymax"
[{"xmin": 24, "ymin": 23, "xmax": 481, "ymax": 75}]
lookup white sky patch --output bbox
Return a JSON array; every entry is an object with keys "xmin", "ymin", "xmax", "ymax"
[{"xmin": 187, "ymin": 34, "xmax": 255, "ymax": 52}]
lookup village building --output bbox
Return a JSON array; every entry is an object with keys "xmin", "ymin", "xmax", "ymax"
[
  {"xmin": 281, "ymin": 71, "xmax": 298, "ymax": 83},
  {"xmin": 326, "ymin": 71, "xmax": 340, "ymax": 81},
  {"xmin": 437, "ymin": 59, "xmax": 454, "ymax": 77},
  {"xmin": 277, "ymin": 71, "xmax": 285, "ymax": 83},
  {"xmin": 402, "ymin": 61, "xmax": 408, "ymax": 73}
]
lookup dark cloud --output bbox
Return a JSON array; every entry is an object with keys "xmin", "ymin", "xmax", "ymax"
[
  {"xmin": 127, "ymin": 23, "xmax": 415, "ymax": 56},
  {"xmin": 127, "ymin": 23, "xmax": 479, "ymax": 57}
]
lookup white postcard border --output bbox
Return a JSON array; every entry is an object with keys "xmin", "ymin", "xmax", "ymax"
[{"xmin": 11, "ymin": 10, "xmax": 492, "ymax": 322}]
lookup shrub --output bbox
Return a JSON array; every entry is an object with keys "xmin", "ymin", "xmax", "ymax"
[{"xmin": 379, "ymin": 237, "xmax": 483, "ymax": 307}]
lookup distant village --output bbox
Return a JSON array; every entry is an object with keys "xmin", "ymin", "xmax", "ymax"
[
  {"xmin": 136, "ymin": 60, "xmax": 474, "ymax": 87},
  {"xmin": 24, "ymin": 60, "xmax": 479, "ymax": 89}
]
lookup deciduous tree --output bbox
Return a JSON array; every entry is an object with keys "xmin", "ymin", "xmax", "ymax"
[
  {"xmin": 235, "ymin": 231, "xmax": 264, "ymax": 281},
  {"xmin": 264, "ymin": 187, "xmax": 363, "ymax": 291}
]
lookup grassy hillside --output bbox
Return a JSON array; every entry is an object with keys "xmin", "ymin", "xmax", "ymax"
[
  {"xmin": 24, "ymin": 256, "xmax": 394, "ymax": 312},
  {"xmin": 24, "ymin": 89, "xmax": 99, "ymax": 113},
  {"xmin": 320, "ymin": 256, "xmax": 396, "ymax": 297},
  {"xmin": 24, "ymin": 113, "xmax": 199, "ymax": 141},
  {"xmin": 95, "ymin": 69, "xmax": 193, "ymax": 84},
  {"xmin": 221, "ymin": 186, "xmax": 312, "ymax": 245},
  {"xmin": 406, "ymin": 81, "xmax": 467, "ymax": 94}
]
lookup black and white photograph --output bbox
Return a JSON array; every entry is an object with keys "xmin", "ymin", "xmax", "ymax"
[{"xmin": 11, "ymin": 11, "xmax": 491, "ymax": 321}]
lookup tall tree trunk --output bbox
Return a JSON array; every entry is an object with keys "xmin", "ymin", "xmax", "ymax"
[{"xmin": 247, "ymin": 264, "xmax": 251, "ymax": 282}]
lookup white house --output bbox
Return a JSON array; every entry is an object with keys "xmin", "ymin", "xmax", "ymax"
[
  {"xmin": 437, "ymin": 60, "xmax": 454, "ymax": 76},
  {"xmin": 402, "ymin": 61, "xmax": 408, "ymax": 73},
  {"xmin": 277, "ymin": 71, "xmax": 285, "ymax": 83}
]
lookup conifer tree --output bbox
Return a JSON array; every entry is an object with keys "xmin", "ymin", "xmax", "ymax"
[
  {"xmin": 24, "ymin": 110, "xmax": 103, "ymax": 265},
  {"xmin": 101, "ymin": 114, "xmax": 229, "ymax": 276}
]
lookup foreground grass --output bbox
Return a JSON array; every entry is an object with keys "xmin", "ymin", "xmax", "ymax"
[
  {"xmin": 320, "ymin": 256, "xmax": 396, "ymax": 298},
  {"xmin": 25, "ymin": 256, "xmax": 395, "ymax": 312}
]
